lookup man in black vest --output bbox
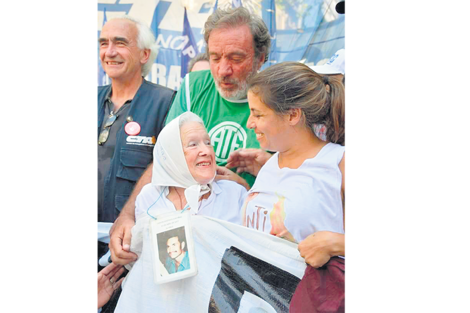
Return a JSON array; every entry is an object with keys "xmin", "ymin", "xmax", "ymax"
[
  {"xmin": 98, "ymin": 15, "xmax": 175, "ymax": 265},
  {"xmin": 97, "ymin": 15, "xmax": 175, "ymax": 312}
]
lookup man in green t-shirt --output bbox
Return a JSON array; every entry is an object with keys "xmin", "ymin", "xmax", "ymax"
[
  {"xmin": 109, "ymin": 7, "xmax": 271, "ymax": 265},
  {"xmin": 165, "ymin": 7, "xmax": 271, "ymax": 187},
  {"xmin": 165, "ymin": 69, "xmax": 260, "ymax": 187}
]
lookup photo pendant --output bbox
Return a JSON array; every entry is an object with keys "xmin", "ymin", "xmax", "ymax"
[{"xmin": 149, "ymin": 211, "xmax": 198, "ymax": 284}]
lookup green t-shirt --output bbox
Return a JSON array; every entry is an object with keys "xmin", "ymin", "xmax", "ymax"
[{"xmin": 165, "ymin": 70, "xmax": 259, "ymax": 187}]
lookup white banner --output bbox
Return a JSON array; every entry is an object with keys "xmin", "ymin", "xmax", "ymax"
[{"xmin": 116, "ymin": 215, "xmax": 306, "ymax": 312}]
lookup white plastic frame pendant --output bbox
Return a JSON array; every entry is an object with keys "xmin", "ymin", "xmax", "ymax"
[{"xmin": 149, "ymin": 211, "xmax": 198, "ymax": 284}]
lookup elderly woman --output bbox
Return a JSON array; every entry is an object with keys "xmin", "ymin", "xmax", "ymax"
[
  {"xmin": 114, "ymin": 112, "xmax": 247, "ymax": 311},
  {"xmin": 128, "ymin": 111, "xmax": 246, "ymax": 243},
  {"xmin": 133, "ymin": 111, "xmax": 246, "ymax": 222}
]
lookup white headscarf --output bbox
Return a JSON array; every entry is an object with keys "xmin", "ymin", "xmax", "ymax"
[{"xmin": 151, "ymin": 112, "xmax": 214, "ymax": 213}]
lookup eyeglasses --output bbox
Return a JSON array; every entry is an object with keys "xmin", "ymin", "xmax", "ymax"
[{"xmin": 98, "ymin": 113, "xmax": 117, "ymax": 145}]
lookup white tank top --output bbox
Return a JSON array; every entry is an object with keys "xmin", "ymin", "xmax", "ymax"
[{"xmin": 241, "ymin": 143, "xmax": 345, "ymax": 243}]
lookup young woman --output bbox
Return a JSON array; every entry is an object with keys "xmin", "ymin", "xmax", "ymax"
[
  {"xmin": 236, "ymin": 61, "xmax": 345, "ymax": 312},
  {"xmin": 240, "ymin": 61, "xmax": 345, "ymax": 243}
]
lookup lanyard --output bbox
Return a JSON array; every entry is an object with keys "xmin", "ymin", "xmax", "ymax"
[{"xmin": 146, "ymin": 187, "xmax": 191, "ymax": 220}]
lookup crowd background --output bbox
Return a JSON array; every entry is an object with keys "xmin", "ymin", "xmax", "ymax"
[
  {"xmin": 97, "ymin": 0, "xmax": 345, "ymax": 90},
  {"xmin": 97, "ymin": 1, "xmax": 346, "ymax": 307}
]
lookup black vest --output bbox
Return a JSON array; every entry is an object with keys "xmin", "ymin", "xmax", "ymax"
[{"xmin": 98, "ymin": 79, "xmax": 176, "ymax": 222}]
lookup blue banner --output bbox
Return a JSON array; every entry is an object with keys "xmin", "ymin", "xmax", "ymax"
[
  {"xmin": 180, "ymin": 7, "xmax": 200, "ymax": 79},
  {"xmin": 98, "ymin": 8, "xmax": 108, "ymax": 86},
  {"xmin": 97, "ymin": 0, "xmax": 345, "ymax": 90},
  {"xmin": 232, "ymin": 0, "xmax": 242, "ymax": 8}
]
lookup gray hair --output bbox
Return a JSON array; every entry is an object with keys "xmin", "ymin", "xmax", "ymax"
[
  {"xmin": 203, "ymin": 7, "xmax": 270, "ymax": 64},
  {"xmin": 119, "ymin": 15, "xmax": 158, "ymax": 77}
]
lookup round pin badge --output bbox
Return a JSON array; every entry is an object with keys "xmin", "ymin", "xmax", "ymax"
[{"xmin": 125, "ymin": 121, "xmax": 141, "ymax": 136}]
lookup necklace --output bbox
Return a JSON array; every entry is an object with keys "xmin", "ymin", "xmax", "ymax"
[
  {"xmin": 173, "ymin": 187, "xmax": 184, "ymax": 210},
  {"xmin": 172, "ymin": 187, "xmax": 204, "ymax": 211}
]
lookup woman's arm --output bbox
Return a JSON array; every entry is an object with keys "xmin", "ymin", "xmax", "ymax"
[{"xmin": 298, "ymin": 231, "xmax": 345, "ymax": 268}]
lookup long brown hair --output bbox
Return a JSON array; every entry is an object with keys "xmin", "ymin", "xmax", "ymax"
[{"xmin": 247, "ymin": 61, "xmax": 345, "ymax": 145}]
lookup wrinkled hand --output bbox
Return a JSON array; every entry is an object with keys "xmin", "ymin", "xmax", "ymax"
[
  {"xmin": 109, "ymin": 214, "xmax": 137, "ymax": 265},
  {"xmin": 298, "ymin": 231, "xmax": 345, "ymax": 268},
  {"xmin": 225, "ymin": 149, "xmax": 272, "ymax": 177},
  {"xmin": 98, "ymin": 263, "xmax": 125, "ymax": 309},
  {"xmin": 216, "ymin": 166, "xmax": 250, "ymax": 190}
]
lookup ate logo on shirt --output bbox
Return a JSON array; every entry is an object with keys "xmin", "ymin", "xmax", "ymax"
[{"xmin": 208, "ymin": 121, "xmax": 247, "ymax": 162}]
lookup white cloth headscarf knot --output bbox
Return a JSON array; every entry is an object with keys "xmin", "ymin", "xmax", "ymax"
[{"xmin": 151, "ymin": 112, "xmax": 214, "ymax": 213}]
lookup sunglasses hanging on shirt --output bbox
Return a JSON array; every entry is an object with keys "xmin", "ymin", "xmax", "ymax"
[{"xmin": 98, "ymin": 112, "xmax": 117, "ymax": 145}]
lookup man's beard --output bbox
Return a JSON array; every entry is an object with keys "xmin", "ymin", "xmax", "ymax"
[{"xmin": 214, "ymin": 61, "xmax": 258, "ymax": 101}]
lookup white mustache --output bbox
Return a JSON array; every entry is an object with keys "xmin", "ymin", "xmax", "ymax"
[{"xmin": 218, "ymin": 77, "xmax": 238, "ymax": 84}]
